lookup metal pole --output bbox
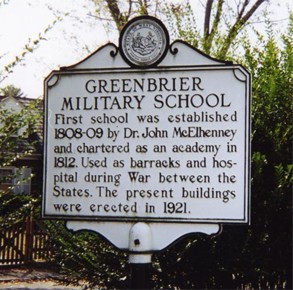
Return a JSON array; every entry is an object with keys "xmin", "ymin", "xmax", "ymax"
[
  {"xmin": 130, "ymin": 261, "xmax": 151, "ymax": 289},
  {"xmin": 128, "ymin": 223, "xmax": 153, "ymax": 289}
]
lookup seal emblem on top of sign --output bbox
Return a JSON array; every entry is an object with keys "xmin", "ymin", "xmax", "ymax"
[{"xmin": 119, "ymin": 16, "xmax": 169, "ymax": 68}]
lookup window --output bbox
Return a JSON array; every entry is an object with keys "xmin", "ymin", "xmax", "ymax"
[
  {"xmin": 0, "ymin": 168, "xmax": 14, "ymax": 184},
  {"xmin": 0, "ymin": 167, "xmax": 31, "ymax": 194}
]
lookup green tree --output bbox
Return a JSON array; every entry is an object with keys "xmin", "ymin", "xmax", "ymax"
[
  {"xmin": 0, "ymin": 0, "xmax": 63, "ymax": 226},
  {"xmin": 154, "ymin": 11, "xmax": 293, "ymax": 290},
  {"xmin": 46, "ymin": 221, "xmax": 128, "ymax": 289},
  {"xmin": 94, "ymin": 0, "xmax": 266, "ymax": 59},
  {"xmin": 93, "ymin": 0, "xmax": 163, "ymax": 32},
  {"xmin": 164, "ymin": 0, "xmax": 268, "ymax": 59},
  {"xmin": 0, "ymin": 86, "xmax": 42, "ymax": 227},
  {"xmin": 243, "ymin": 15, "xmax": 292, "ymax": 288},
  {"xmin": 0, "ymin": 85, "xmax": 23, "ymax": 98}
]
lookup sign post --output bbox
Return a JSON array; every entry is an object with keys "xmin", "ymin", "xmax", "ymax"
[
  {"xmin": 129, "ymin": 223, "xmax": 152, "ymax": 289},
  {"xmin": 43, "ymin": 16, "xmax": 250, "ymax": 288}
]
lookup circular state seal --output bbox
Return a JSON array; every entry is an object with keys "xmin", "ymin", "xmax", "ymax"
[{"xmin": 119, "ymin": 16, "xmax": 169, "ymax": 68}]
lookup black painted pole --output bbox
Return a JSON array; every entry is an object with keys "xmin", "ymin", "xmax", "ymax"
[
  {"xmin": 128, "ymin": 223, "xmax": 153, "ymax": 290},
  {"xmin": 130, "ymin": 262, "xmax": 151, "ymax": 289}
]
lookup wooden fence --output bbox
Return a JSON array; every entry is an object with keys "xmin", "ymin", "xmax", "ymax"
[{"xmin": 0, "ymin": 216, "xmax": 51, "ymax": 266}]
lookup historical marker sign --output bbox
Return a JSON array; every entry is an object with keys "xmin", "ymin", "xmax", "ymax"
[{"xmin": 43, "ymin": 16, "xmax": 250, "ymax": 225}]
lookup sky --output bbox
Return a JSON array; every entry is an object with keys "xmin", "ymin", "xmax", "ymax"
[{"xmin": 0, "ymin": 0, "xmax": 292, "ymax": 98}]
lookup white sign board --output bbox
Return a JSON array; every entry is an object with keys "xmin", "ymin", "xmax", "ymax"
[{"xmin": 43, "ymin": 17, "xmax": 250, "ymax": 225}]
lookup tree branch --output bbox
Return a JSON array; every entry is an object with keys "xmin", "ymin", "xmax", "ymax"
[
  {"xmin": 105, "ymin": 0, "xmax": 128, "ymax": 32},
  {"xmin": 219, "ymin": 0, "xmax": 267, "ymax": 57},
  {"xmin": 138, "ymin": 0, "xmax": 148, "ymax": 15},
  {"xmin": 242, "ymin": 0, "xmax": 267, "ymax": 23},
  {"xmin": 127, "ymin": 0, "xmax": 133, "ymax": 19},
  {"xmin": 203, "ymin": 0, "xmax": 224, "ymax": 54},
  {"xmin": 210, "ymin": 0, "xmax": 225, "ymax": 40},
  {"xmin": 204, "ymin": 0, "xmax": 214, "ymax": 38},
  {"xmin": 238, "ymin": 0, "xmax": 250, "ymax": 19}
]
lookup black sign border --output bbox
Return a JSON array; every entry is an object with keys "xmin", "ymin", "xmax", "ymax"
[{"xmin": 42, "ymin": 65, "xmax": 251, "ymax": 225}]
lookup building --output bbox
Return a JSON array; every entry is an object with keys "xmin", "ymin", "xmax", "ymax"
[{"xmin": 0, "ymin": 95, "xmax": 43, "ymax": 196}]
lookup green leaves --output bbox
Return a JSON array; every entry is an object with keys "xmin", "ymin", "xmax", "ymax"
[
  {"xmin": 0, "ymin": 93, "xmax": 42, "ymax": 228},
  {"xmin": 46, "ymin": 221, "xmax": 128, "ymax": 289}
]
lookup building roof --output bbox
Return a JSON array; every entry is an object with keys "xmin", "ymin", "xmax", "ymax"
[{"xmin": 0, "ymin": 95, "xmax": 43, "ymax": 155}]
